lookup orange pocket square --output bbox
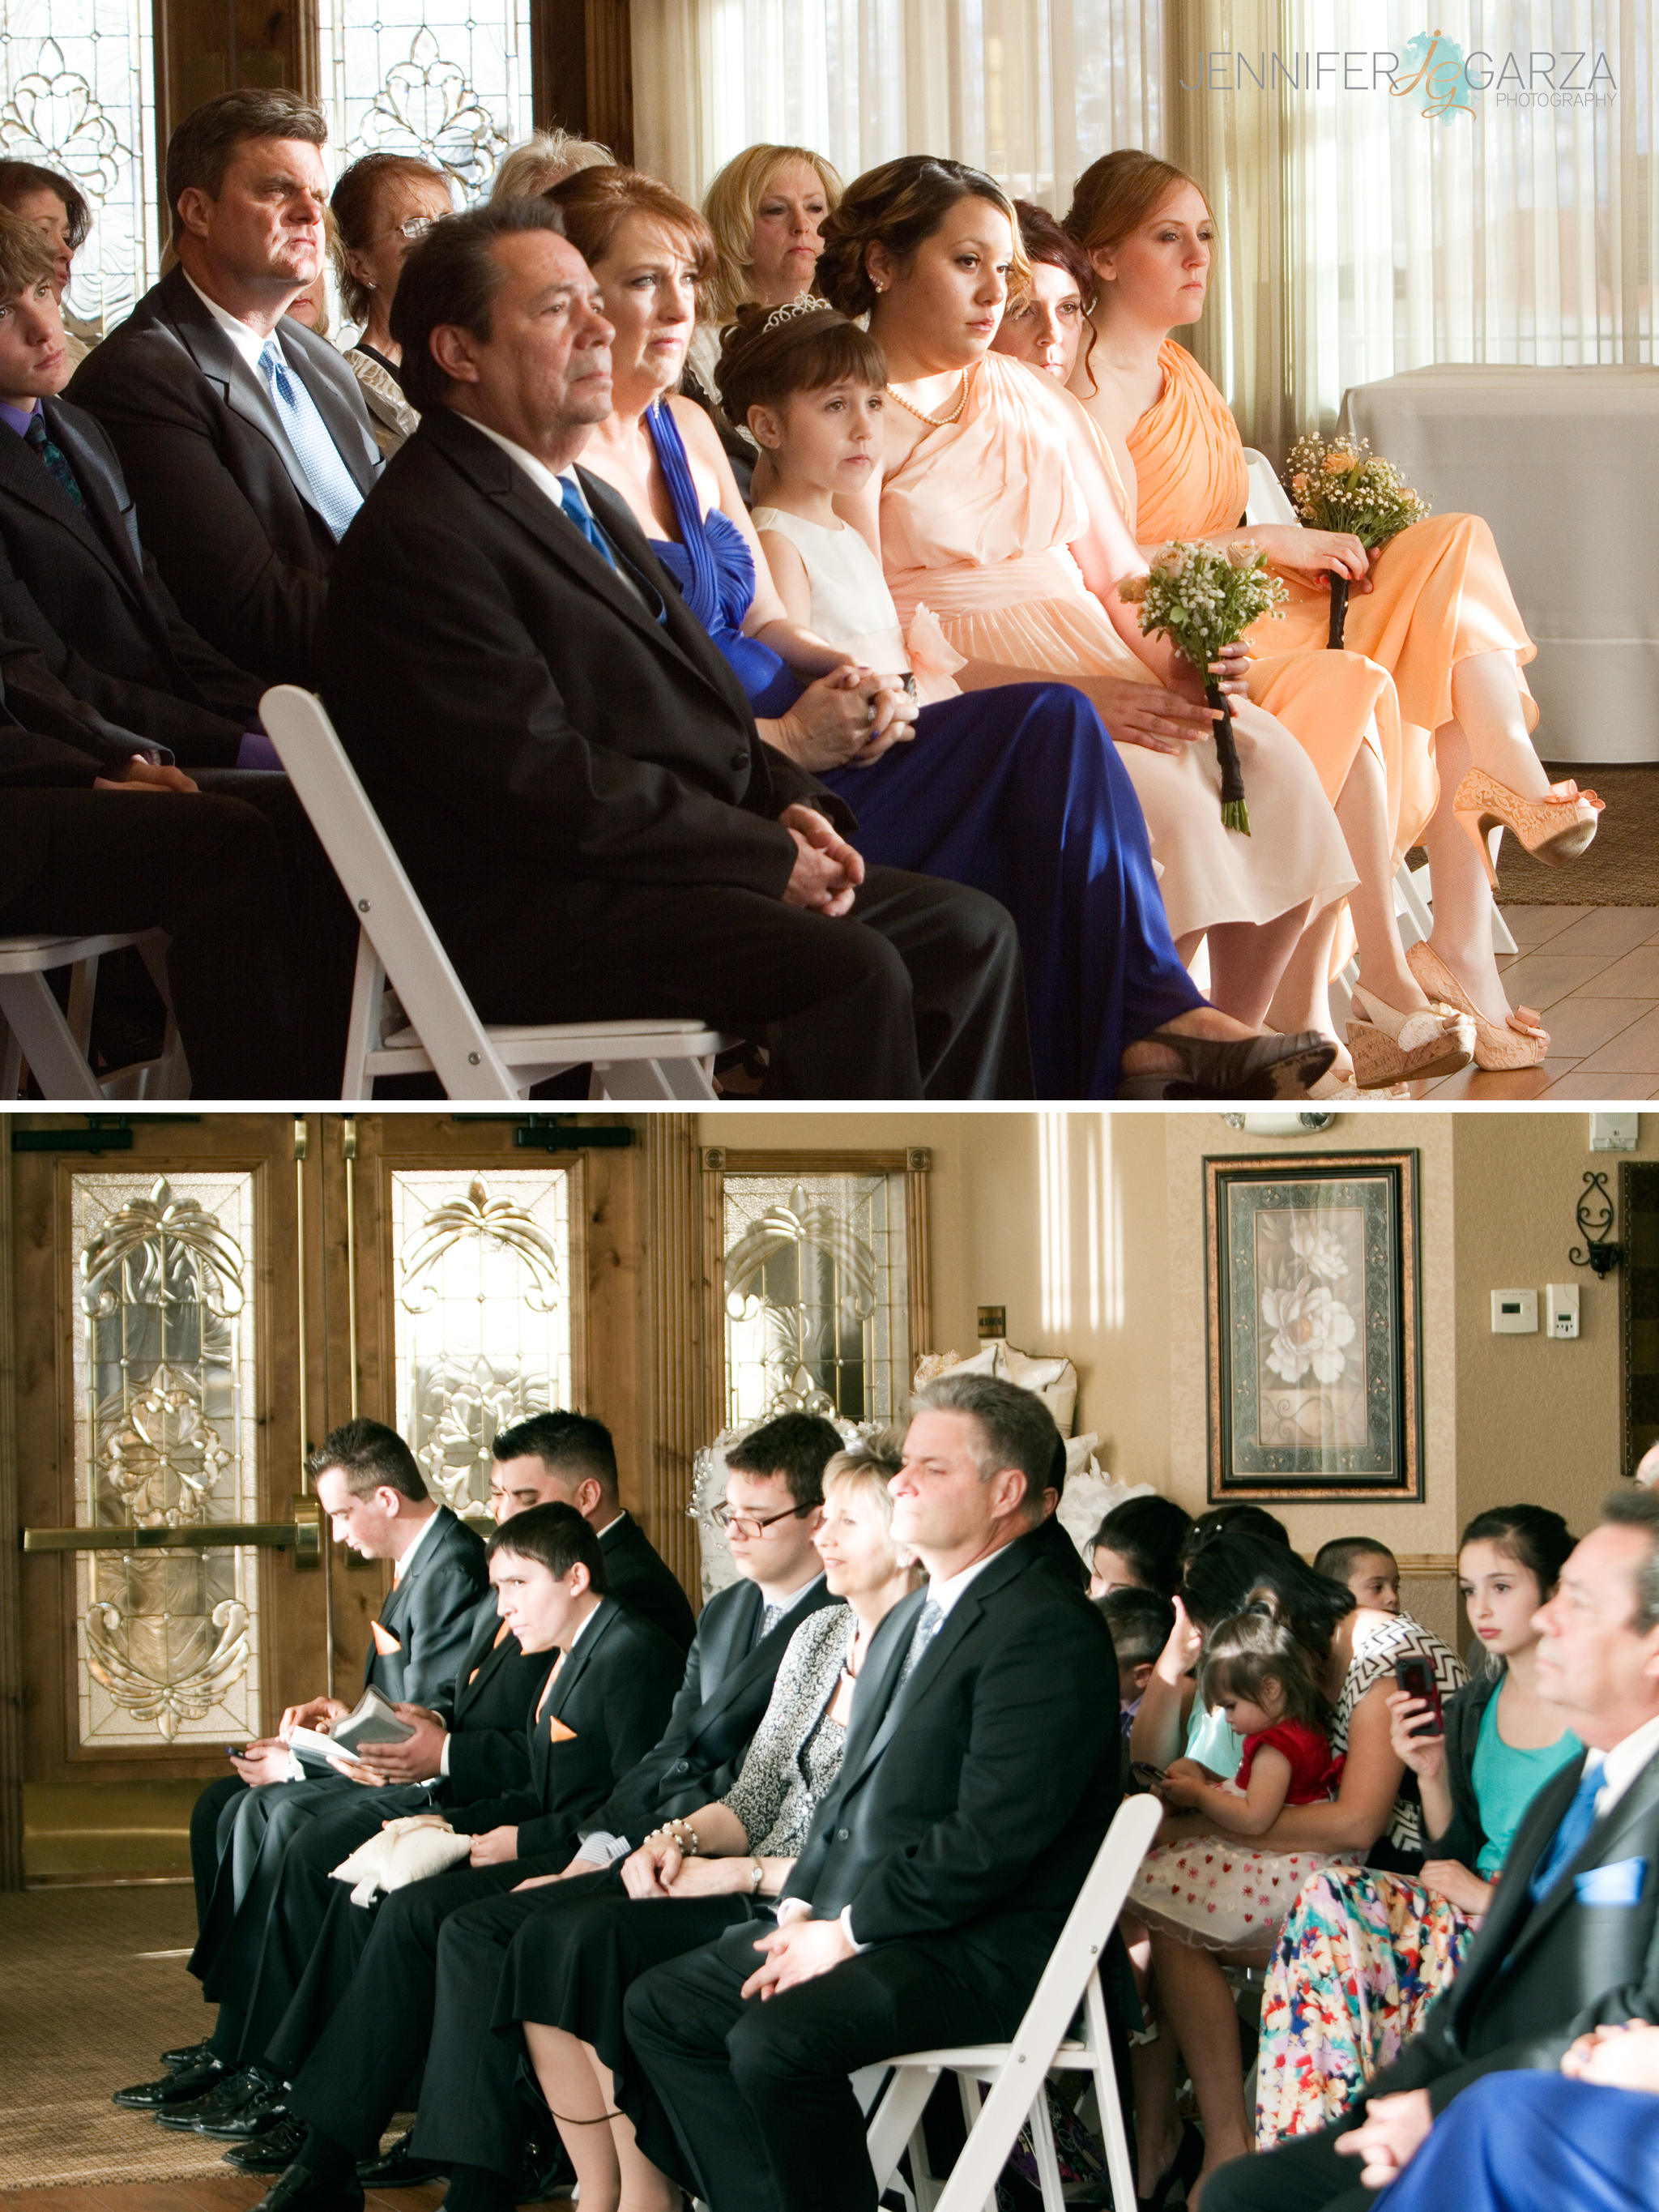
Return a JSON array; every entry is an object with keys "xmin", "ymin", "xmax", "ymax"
[
  {"xmin": 547, "ymin": 1717, "xmax": 578, "ymax": 1743},
  {"xmin": 371, "ymin": 1621, "xmax": 402, "ymax": 1657}
]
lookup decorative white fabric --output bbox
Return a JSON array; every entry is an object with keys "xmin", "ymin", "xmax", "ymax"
[
  {"xmin": 1339, "ymin": 364, "xmax": 1659, "ymax": 765},
  {"xmin": 329, "ymin": 1815, "xmax": 471, "ymax": 1906},
  {"xmin": 916, "ymin": 1337, "xmax": 1079, "ymax": 1437}
]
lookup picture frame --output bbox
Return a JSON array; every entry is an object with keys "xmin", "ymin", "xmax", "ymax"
[
  {"xmin": 1622, "ymin": 1160, "xmax": 1659, "ymax": 1480},
  {"xmin": 1204, "ymin": 1150, "xmax": 1423, "ymax": 1501}
]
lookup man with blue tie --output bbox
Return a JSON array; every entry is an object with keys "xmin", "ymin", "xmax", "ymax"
[
  {"xmin": 69, "ymin": 88, "xmax": 381, "ymax": 686},
  {"xmin": 1207, "ymin": 1490, "xmax": 1659, "ymax": 2212}
]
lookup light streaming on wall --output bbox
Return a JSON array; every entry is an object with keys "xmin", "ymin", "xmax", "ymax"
[
  {"xmin": 1039, "ymin": 1112, "xmax": 1069, "ymax": 1334},
  {"xmin": 1039, "ymin": 1113, "xmax": 1124, "ymax": 1339}
]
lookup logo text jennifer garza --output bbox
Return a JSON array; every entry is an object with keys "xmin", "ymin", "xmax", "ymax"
[{"xmin": 1179, "ymin": 32, "xmax": 1618, "ymax": 122}]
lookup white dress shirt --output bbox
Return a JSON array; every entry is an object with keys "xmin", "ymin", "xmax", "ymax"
[
  {"xmin": 182, "ymin": 270, "xmax": 272, "ymax": 373},
  {"xmin": 465, "ymin": 419, "xmax": 653, "ymax": 612},
  {"xmin": 1586, "ymin": 1708, "xmax": 1659, "ymax": 1817}
]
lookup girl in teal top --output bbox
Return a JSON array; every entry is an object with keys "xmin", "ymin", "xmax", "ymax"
[{"xmin": 1256, "ymin": 1504, "xmax": 1580, "ymax": 2147}]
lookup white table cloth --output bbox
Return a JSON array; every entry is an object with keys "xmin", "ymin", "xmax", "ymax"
[{"xmin": 1337, "ymin": 365, "xmax": 1659, "ymax": 765}]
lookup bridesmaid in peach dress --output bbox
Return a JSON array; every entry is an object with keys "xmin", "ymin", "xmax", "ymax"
[
  {"xmin": 1066, "ymin": 150, "xmax": 1602, "ymax": 1074},
  {"xmin": 818, "ymin": 157, "xmax": 1358, "ymax": 1035}
]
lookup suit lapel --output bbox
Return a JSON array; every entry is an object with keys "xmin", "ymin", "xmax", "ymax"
[
  {"xmin": 160, "ymin": 273, "xmax": 336, "ymax": 526},
  {"xmin": 544, "ymin": 1598, "xmax": 617, "ymax": 1727},
  {"xmin": 0, "ymin": 408, "xmax": 142, "ymax": 595},
  {"xmin": 684, "ymin": 1579, "xmax": 829, "ymax": 1747},
  {"xmin": 1495, "ymin": 1748, "xmax": 1659, "ymax": 1980}
]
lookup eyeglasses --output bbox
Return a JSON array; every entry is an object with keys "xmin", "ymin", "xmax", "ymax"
[
  {"xmin": 376, "ymin": 216, "xmax": 440, "ymax": 246},
  {"xmin": 711, "ymin": 1501, "xmax": 812, "ymax": 1539}
]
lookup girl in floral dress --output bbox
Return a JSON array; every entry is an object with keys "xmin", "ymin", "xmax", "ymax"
[
  {"xmin": 1126, "ymin": 1535, "xmax": 1463, "ymax": 2199},
  {"xmin": 1255, "ymin": 1506, "xmax": 1578, "ymax": 2147}
]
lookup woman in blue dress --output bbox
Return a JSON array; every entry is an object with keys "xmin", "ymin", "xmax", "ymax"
[{"xmin": 544, "ymin": 162, "xmax": 1337, "ymax": 1102}]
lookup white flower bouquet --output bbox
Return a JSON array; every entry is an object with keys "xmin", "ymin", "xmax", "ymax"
[
  {"xmin": 1282, "ymin": 433, "xmax": 1431, "ymax": 647},
  {"xmin": 1118, "ymin": 540, "xmax": 1286, "ymax": 834}
]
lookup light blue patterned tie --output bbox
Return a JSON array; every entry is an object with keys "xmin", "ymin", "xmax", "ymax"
[
  {"xmin": 1528, "ymin": 1759, "xmax": 1604, "ymax": 1902},
  {"xmin": 258, "ymin": 337, "xmax": 365, "ymax": 541},
  {"xmin": 895, "ymin": 1595, "xmax": 943, "ymax": 1689}
]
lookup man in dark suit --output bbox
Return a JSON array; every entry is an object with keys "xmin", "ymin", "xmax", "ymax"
[
  {"xmin": 168, "ymin": 1408, "xmax": 695, "ymax": 2152},
  {"xmin": 252, "ymin": 1505, "xmax": 684, "ymax": 2212},
  {"xmin": 1206, "ymin": 1490, "xmax": 1659, "ymax": 2212},
  {"xmin": 322, "ymin": 196, "xmax": 1029, "ymax": 1100},
  {"xmin": 623, "ymin": 1372, "xmax": 1120, "ymax": 2212},
  {"xmin": 68, "ymin": 89, "xmax": 381, "ymax": 685},
  {"xmin": 0, "ymin": 668, "xmax": 300, "ymax": 1095},
  {"xmin": 245, "ymin": 1411, "xmax": 846, "ymax": 2207},
  {"xmin": 124, "ymin": 1420, "xmax": 488, "ymax": 2116}
]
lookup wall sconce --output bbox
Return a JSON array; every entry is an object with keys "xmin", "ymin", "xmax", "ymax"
[
  {"xmin": 977, "ymin": 1305, "xmax": 1007, "ymax": 1341},
  {"xmin": 1569, "ymin": 1170, "xmax": 1623, "ymax": 1278}
]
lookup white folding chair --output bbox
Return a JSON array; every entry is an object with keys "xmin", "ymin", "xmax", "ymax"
[
  {"xmin": 864, "ymin": 1794, "xmax": 1162, "ymax": 2212},
  {"xmin": 0, "ymin": 929, "xmax": 186, "ymax": 1100},
  {"xmin": 259, "ymin": 686, "xmax": 732, "ymax": 1100}
]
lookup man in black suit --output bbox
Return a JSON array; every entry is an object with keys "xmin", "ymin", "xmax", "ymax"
[
  {"xmin": 322, "ymin": 196, "xmax": 1029, "ymax": 1100},
  {"xmin": 126, "ymin": 1421, "xmax": 488, "ymax": 2116},
  {"xmin": 253, "ymin": 1505, "xmax": 685, "ymax": 2212},
  {"xmin": 619, "ymin": 1371, "xmax": 1124, "ymax": 2212},
  {"xmin": 625, "ymin": 1373, "xmax": 1120, "ymax": 2212},
  {"xmin": 247, "ymin": 1411, "xmax": 846, "ymax": 2209},
  {"xmin": 1206, "ymin": 1489, "xmax": 1659, "ymax": 2212},
  {"xmin": 168, "ymin": 1408, "xmax": 695, "ymax": 2151},
  {"xmin": 69, "ymin": 89, "xmax": 380, "ymax": 685},
  {"xmin": 0, "ymin": 679, "xmax": 299, "ymax": 1095}
]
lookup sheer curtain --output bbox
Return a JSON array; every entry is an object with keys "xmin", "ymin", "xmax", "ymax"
[
  {"xmin": 1168, "ymin": 0, "xmax": 1659, "ymax": 453},
  {"xmin": 629, "ymin": 0, "xmax": 1165, "ymax": 211}
]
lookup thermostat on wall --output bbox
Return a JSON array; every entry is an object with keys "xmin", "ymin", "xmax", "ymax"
[{"xmin": 1491, "ymin": 1289, "xmax": 1538, "ymax": 1334}]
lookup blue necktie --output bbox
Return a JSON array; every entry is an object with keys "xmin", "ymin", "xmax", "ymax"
[
  {"xmin": 557, "ymin": 474, "xmax": 620, "ymax": 573},
  {"xmin": 24, "ymin": 410, "xmax": 83, "ymax": 506},
  {"xmin": 258, "ymin": 338, "xmax": 365, "ymax": 541},
  {"xmin": 1528, "ymin": 1759, "xmax": 1604, "ymax": 1902}
]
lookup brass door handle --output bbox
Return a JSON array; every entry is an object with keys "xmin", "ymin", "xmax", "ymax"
[{"xmin": 23, "ymin": 1495, "xmax": 323, "ymax": 1564}]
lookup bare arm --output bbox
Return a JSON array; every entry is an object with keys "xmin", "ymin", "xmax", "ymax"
[
  {"xmin": 1162, "ymin": 1746, "xmax": 1293, "ymax": 1838},
  {"xmin": 1162, "ymin": 1677, "xmax": 1404, "ymax": 1857},
  {"xmin": 669, "ymin": 398, "xmax": 848, "ymax": 674},
  {"xmin": 757, "ymin": 527, "xmax": 815, "ymax": 628},
  {"xmin": 1130, "ymin": 1597, "xmax": 1201, "ymax": 1770}
]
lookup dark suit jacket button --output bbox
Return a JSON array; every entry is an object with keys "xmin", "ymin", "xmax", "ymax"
[
  {"xmin": 674, "ymin": 1759, "xmax": 689, "ymax": 1774},
  {"xmin": 837, "ymin": 1827, "xmax": 849, "ymax": 1840},
  {"xmin": 730, "ymin": 749, "xmax": 748, "ymax": 770}
]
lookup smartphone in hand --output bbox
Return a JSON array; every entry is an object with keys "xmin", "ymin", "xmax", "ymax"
[
  {"xmin": 1394, "ymin": 1655, "xmax": 1444, "ymax": 1735},
  {"xmin": 1131, "ymin": 1760, "xmax": 1168, "ymax": 1787}
]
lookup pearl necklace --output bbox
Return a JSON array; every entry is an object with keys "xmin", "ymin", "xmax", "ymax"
[{"xmin": 885, "ymin": 368, "xmax": 973, "ymax": 429}]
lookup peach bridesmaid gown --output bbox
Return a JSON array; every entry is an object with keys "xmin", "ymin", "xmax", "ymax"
[
  {"xmin": 879, "ymin": 354, "xmax": 1355, "ymax": 943},
  {"xmin": 1125, "ymin": 341, "xmax": 1538, "ymax": 858}
]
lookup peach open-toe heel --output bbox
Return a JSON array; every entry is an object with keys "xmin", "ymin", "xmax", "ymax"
[
  {"xmin": 1452, "ymin": 767, "xmax": 1603, "ymax": 886},
  {"xmin": 1346, "ymin": 985, "xmax": 1475, "ymax": 1087},
  {"xmin": 1405, "ymin": 940, "xmax": 1549, "ymax": 1070}
]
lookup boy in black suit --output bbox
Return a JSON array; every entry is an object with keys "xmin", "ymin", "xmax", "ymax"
[
  {"xmin": 251, "ymin": 1502, "xmax": 684, "ymax": 2212},
  {"xmin": 625, "ymin": 1373, "xmax": 1121, "ymax": 2212},
  {"xmin": 242, "ymin": 1411, "xmax": 846, "ymax": 2204},
  {"xmin": 1207, "ymin": 1491, "xmax": 1659, "ymax": 2212}
]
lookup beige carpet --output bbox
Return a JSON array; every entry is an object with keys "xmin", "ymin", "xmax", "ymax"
[
  {"xmin": 1496, "ymin": 762, "xmax": 1659, "ymax": 905},
  {"xmin": 0, "ymin": 1888, "xmax": 418, "ymax": 2191}
]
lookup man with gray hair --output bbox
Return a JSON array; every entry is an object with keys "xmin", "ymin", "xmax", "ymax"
[
  {"xmin": 624, "ymin": 1369, "xmax": 1121, "ymax": 2212},
  {"xmin": 1207, "ymin": 1488, "xmax": 1659, "ymax": 2212}
]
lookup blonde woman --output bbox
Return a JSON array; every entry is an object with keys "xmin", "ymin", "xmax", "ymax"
[
  {"xmin": 684, "ymin": 142, "xmax": 844, "ymax": 430},
  {"xmin": 501, "ymin": 1438, "xmax": 917, "ymax": 2212},
  {"xmin": 488, "ymin": 128, "xmax": 616, "ymax": 203}
]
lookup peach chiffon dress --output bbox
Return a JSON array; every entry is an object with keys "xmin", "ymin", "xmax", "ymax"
[
  {"xmin": 879, "ymin": 354, "xmax": 1355, "ymax": 942},
  {"xmin": 1125, "ymin": 342, "xmax": 1539, "ymax": 857}
]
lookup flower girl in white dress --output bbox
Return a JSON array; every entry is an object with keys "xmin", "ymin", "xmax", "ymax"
[{"xmin": 722, "ymin": 297, "xmax": 965, "ymax": 702}]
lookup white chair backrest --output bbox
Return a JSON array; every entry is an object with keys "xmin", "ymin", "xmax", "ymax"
[
  {"xmin": 1242, "ymin": 446, "xmax": 1299, "ymax": 527},
  {"xmin": 996, "ymin": 1791, "xmax": 1162, "ymax": 2056},
  {"xmin": 259, "ymin": 685, "xmax": 520, "ymax": 1097}
]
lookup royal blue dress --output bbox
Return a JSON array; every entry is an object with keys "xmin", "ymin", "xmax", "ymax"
[
  {"xmin": 1369, "ymin": 2071, "xmax": 1659, "ymax": 2212},
  {"xmin": 646, "ymin": 404, "xmax": 1205, "ymax": 1099}
]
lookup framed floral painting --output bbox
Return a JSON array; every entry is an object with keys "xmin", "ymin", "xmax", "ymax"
[{"xmin": 1204, "ymin": 1151, "xmax": 1422, "ymax": 1501}]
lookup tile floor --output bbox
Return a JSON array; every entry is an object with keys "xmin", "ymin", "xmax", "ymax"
[{"xmin": 1404, "ymin": 906, "xmax": 1659, "ymax": 1099}]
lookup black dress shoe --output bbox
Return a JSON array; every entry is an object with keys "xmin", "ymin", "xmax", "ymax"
[
  {"xmin": 1117, "ymin": 1028, "xmax": 1337, "ymax": 1101},
  {"xmin": 161, "ymin": 2039, "xmax": 217, "ymax": 2071},
  {"xmin": 356, "ymin": 2129, "xmax": 447, "ymax": 2188},
  {"xmin": 513, "ymin": 2129, "xmax": 574, "ymax": 2201},
  {"xmin": 112, "ymin": 2055, "xmax": 226, "ymax": 2109},
  {"xmin": 249, "ymin": 2167, "xmax": 365, "ymax": 2212},
  {"xmin": 228, "ymin": 2117, "xmax": 309, "ymax": 2174},
  {"xmin": 156, "ymin": 2068, "xmax": 284, "ymax": 2135}
]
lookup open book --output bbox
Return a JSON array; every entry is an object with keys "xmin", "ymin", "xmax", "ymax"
[{"xmin": 288, "ymin": 1683, "xmax": 416, "ymax": 1769}]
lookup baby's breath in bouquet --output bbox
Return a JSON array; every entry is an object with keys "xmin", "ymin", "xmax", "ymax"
[
  {"xmin": 1283, "ymin": 433, "xmax": 1431, "ymax": 647},
  {"xmin": 1119, "ymin": 540, "xmax": 1286, "ymax": 834}
]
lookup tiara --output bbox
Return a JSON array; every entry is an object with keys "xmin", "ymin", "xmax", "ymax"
[{"xmin": 760, "ymin": 295, "xmax": 835, "ymax": 336}]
